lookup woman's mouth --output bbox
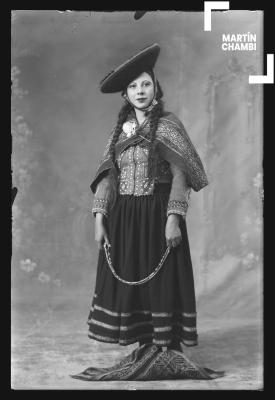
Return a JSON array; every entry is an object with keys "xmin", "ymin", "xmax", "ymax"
[{"xmin": 136, "ymin": 98, "xmax": 147, "ymax": 103}]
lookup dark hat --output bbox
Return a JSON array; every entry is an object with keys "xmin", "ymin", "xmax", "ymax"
[
  {"xmin": 100, "ymin": 43, "xmax": 160, "ymax": 93},
  {"xmin": 134, "ymin": 11, "xmax": 147, "ymax": 20}
]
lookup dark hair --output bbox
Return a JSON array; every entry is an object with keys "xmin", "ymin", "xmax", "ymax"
[
  {"xmin": 143, "ymin": 69, "xmax": 163, "ymax": 102},
  {"xmin": 108, "ymin": 71, "xmax": 164, "ymax": 207}
]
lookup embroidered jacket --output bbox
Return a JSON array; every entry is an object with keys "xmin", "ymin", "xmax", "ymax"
[{"xmin": 91, "ymin": 111, "xmax": 208, "ymax": 218}]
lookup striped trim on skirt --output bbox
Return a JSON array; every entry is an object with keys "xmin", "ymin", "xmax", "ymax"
[{"xmin": 88, "ymin": 183, "xmax": 198, "ymax": 347}]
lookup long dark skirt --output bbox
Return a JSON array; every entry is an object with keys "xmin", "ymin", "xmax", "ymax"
[{"xmin": 87, "ymin": 184, "xmax": 198, "ymax": 347}]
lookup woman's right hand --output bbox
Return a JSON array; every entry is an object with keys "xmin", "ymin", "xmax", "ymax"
[{"xmin": 95, "ymin": 213, "xmax": 111, "ymax": 250}]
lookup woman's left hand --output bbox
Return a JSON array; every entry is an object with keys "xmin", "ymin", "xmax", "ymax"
[{"xmin": 165, "ymin": 214, "xmax": 182, "ymax": 248}]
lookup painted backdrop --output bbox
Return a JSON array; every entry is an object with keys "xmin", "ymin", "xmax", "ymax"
[{"xmin": 11, "ymin": 10, "xmax": 263, "ymax": 388}]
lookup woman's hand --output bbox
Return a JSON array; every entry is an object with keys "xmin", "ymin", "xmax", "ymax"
[
  {"xmin": 165, "ymin": 214, "xmax": 182, "ymax": 248},
  {"xmin": 95, "ymin": 213, "xmax": 111, "ymax": 250}
]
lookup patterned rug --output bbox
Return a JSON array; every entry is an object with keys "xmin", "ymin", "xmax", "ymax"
[{"xmin": 71, "ymin": 344, "xmax": 225, "ymax": 381}]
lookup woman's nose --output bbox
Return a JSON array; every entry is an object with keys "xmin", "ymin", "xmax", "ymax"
[{"xmin": 137, "ymin": 87, "xmax": 144, "ymax": 95}]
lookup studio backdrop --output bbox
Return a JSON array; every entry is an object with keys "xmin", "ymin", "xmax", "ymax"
[{"xmin": 11, "ymin": 10, "xmax": 263, "ymax": 387}]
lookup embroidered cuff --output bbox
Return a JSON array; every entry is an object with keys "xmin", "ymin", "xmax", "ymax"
[
  {"xmin": 92, "ymin": 198, "xmax": 109, "ymax": 218},
  {"xmin": 167, "ymin": 200, "xmax": 188, "ymax": 217}
]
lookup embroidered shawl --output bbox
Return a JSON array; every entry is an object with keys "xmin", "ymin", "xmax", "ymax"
[{"xmin": 90, "ymin": 111, "xmax": 209, "ymax": 193}]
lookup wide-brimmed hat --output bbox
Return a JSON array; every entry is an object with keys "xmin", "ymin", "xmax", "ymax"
[{"xmin": 100, "ymin": 43, "xmax": 160, "ymax": 93}]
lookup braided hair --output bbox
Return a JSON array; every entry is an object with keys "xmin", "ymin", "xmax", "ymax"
[
  {"xmin": 145, "ymin": 97, "xmax": 164, "ymax": 185},
  {"xmin": 109, "ymin": 101, "xmax": 133, "ymax": 167}
]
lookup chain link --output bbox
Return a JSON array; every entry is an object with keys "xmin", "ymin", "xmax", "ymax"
[{"xmin": 103, "ymin": 243, "xmax": 171, "ymax": 286}]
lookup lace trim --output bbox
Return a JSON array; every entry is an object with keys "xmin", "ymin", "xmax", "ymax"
[
  {"xmin": 167, "ymin": 200, "xmax": 189, "ymax": 216},
  {"xmin": 92, "ymin": 198, "xmax": 109, "ymax": 217},
  {"xmin": 88, "ymin": 331, "xmax": 197, "ymax": 346},
  {"xmin": 153, "ymin": 338, "xmax": 198, "ymax": 346},
  {"xmin": 88, "ymin": 318, "xmax": 152, "ymax": 331},
  {"xmin": 88, "ymin": 331, "xmax": 153, "ymax": 345},
  {"xmin": 180, "ymin": 339, "xmax": 198, "ymax": 346},
  {"xmin": 91, "ymin": 304, "xmax": 152, "ymax": 317},
  {"xmin": 92, "ymin": 208, "xmax": 108, "ymax": 217},
  {"xmin": 87, "ymin": 316, "xmax": 197, "ymax": 333},
  {"xmin": 90, "ymin": 303, "xmax": 196, "ymax": 318}
]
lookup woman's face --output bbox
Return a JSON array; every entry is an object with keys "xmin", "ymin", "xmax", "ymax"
[{"xmin": 126, "ymin": 72, "xmax": 155, "ymax": 110}]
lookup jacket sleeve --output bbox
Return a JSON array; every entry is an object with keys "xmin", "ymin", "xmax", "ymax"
[
  {"xmin": 167, "ymin": 162, "xmax": 191, "ymax": 218},
  {"xmin": 91, "ymin": 173, "xmax": 112, "ymax": 218}
]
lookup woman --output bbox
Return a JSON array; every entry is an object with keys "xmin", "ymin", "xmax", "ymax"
[
  {"xmin": 86, "ymin": 43, "xmax": 209, "ymax": 354},
  {"xmin": 71, "ymin": 43, "xmax": 225, "ymax": 381}
]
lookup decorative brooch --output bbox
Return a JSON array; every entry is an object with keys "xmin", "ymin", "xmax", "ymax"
[{"xmin": 122, "ymin": 120, "xmax": 138, "ymax": 138}]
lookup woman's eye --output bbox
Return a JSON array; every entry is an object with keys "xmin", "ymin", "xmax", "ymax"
[
  {"xmin": 144, "ymin": 82, "xmax": 151, "ymax": 86},
  {"xmin": 129, "ymin": 84, "xmax": 136, "ymax": 89}
]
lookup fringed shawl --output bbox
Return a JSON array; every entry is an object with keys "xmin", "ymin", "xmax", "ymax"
[{"xmin": 90, "ymin": 111, "xmax": 208, "ymax": 194}]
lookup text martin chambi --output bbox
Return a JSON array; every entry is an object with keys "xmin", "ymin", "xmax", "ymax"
[{"xmin": 222, "ymin": 33, "xmax": 257, "ymax": 51}]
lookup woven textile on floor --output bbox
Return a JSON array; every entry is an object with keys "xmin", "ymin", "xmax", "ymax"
[{"xmin": 71, "ymin": 344, "xmax": 224, "ymax": 381}]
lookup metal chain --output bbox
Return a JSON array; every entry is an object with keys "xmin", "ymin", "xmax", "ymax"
[{"xmin": 103, "ymin": 242, "xmax": 171, "ymax": 286}]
